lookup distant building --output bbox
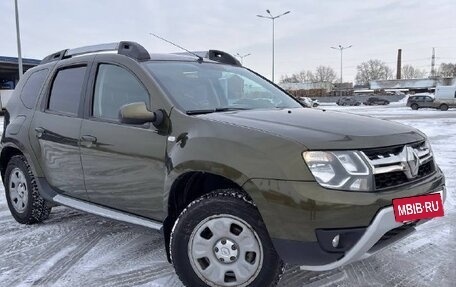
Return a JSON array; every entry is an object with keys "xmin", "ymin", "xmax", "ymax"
[
  {"xmin": 1, "ymin": 56, "xmax": 40, "ymax": 109},
  {"xmin": 369, "ymin": 79, "xmax": 437, "ymax": 93},
  {"xmin": 279, "ymin": 82, "xmax": 334, "ymax": 98},
  {"xmin": 0, "ymin": 56, "xmax": 40, "ymax": 89},
  {"xmin": 329, "ymin": 82, "xmax": 354, "ymax": 97},
  {"xmin": 279, "ymin": 82, "xmax": 333, "ymax": 92}
]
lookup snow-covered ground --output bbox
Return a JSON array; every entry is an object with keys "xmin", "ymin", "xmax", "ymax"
[{"xmin": 0, "ymin": 105, "xmax": 455, "ymax": 287}]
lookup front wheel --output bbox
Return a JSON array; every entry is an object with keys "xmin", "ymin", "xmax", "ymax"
[
  {"xmin": 171, "ymin": 190, "xmax": 283, "ymax": 287},
  {"xmin": 411, "ymin": 103, "xmax": 419, "ymax": 110}
]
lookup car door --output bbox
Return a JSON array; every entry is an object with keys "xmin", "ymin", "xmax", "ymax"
[
  {"xmin": 452, "ymin": 90, "xmax": 456, "ymax": 107},
  {"xmin": 424, "ymin": 96, "xmax": 434, "ymax": 108},
  {"xmin": 30, "ymin": 59, "xmax": 92, "ymax": 200},
  {"xmin": 80, "ymin": 58, "xmax": 166, "ymax": 220}
]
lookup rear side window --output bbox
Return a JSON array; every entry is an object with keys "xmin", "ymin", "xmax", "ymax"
[
  {"xmin": 21, "ymin": 69, "xmax": 48, "ymax": 109},
  {"xmin": 48, "ymin": 66, "xmax": 86, "ymax": 115},
  {"xmin": 93, "ymin": 64, "xmax": 149, "ymax": 120}
]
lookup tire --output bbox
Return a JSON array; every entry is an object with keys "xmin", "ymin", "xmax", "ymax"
[
  {"xmin": 411, "ymin": 103, "xmax": 419, "ymax": 110},
  {"xmin": 170, "ymin": 189, "xmax": 283, "ymax": 287},
  {"xmin": 4, "ymin": 155, "xmax": 51, "ymax": 224},
  {"xmin": 440, "ymin": 104, "xmax": 449, "ymax": 111}
]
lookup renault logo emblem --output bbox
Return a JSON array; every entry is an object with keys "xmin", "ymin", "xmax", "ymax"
[{"xmin": 404, "ymin": 146, "xmax": 420, "ymax": 179}]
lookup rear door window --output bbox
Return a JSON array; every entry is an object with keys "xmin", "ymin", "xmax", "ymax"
[
  {"xmin": 21, "ymin": 69, "xmax": 48, "ymax": 109},
  {"xmin": 48, "ymin": 66, "xmax": 87, "ymax": 115}
]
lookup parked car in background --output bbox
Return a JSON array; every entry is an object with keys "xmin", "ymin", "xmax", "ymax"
[
  {"xmin": 311, "ymin": 98, "xmax": 320, "ymax": 107},
  {"xmin": 336, "ymin": 96, "xmax": 361, "ymax": 106},
  {"xmin": 363, "ymin": 96, "xmax": 390, "ymax": 105},
  {"xmin": 407, "ymin": 95, "xmax": 437, "ymax": 110},
  {"xmin": 298, "ymin": 96, "xmax": 313, "ymax": 108}
]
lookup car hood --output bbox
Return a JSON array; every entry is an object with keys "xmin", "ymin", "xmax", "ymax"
[{"xmin": 200, "ymin": 108, "xmax": 425, "ymax": 150}]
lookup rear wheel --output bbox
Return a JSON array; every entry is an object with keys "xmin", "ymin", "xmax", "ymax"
[
  {"xmin": 4, "ymin": 155, "xmax": 52, "ymax": 224},
  {"xmin": 171, "ymin": 189, "xmax": 283, "ymax": 287},
  {"xmin": 411, "ymin": 103, "xmax": 419, "ymax": 110},
  {"xmin": 440, "ymin": 104, "xmax": 449, "ymax": 111}
]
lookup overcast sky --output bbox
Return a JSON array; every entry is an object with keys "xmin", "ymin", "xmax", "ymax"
[{"xmin": 1, "ymin": 0, "xmax": 455, "ymax": 82}]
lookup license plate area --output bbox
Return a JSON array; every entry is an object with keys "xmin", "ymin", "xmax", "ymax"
[{"xmin": 393, "ymin": 192, "xmax": 444, "ymax": 222}]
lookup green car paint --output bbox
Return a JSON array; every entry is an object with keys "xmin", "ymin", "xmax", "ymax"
[{"xmin": 0, "ymin": 46, "xmax": 446, "ymax": 269}]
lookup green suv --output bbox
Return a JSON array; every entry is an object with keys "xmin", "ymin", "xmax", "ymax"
[{"xmin": 0, "ymin": 42, "xmax": 446, "ymax": 287}]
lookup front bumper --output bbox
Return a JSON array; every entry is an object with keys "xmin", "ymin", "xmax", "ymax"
[
  {"xmin": 300, "ymin": 205, "xmax": 414, "ymax": 271},
  {"xmin": 242, "ymin": 169, "xmax": 446, "ymax": 268}
]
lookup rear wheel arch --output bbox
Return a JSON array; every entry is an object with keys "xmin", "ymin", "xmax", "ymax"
[{"xmin": 0, "ymin": 146, "xmax": 23, "ymax": 181}]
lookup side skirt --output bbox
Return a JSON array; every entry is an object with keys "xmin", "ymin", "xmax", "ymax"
[{"xmin": 53, "ymin": 194, "xmax": 163, "ymax": 230}]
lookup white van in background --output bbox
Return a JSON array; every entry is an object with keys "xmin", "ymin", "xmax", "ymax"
[{"xmin": 434, "ymin": 85, "xmax": 456, "ymax": 111}]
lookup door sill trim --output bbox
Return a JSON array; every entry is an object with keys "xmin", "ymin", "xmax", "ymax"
[{"xmin": 53, "ymin": 194, "xmax": 163, "ymax": 230}]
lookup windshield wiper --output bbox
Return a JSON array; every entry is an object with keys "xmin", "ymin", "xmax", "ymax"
[{"xmin": 186, "ymin": 107, "xmax": 249, "ymax": 115}]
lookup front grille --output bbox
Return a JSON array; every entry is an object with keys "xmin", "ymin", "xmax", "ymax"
[
  {"xmin": 374, "ymin": 161, "xmax": 434, "ymax": 189},
  {"xmin": 375, "ymin": 171, "xmax": 408, "ymax": 189},
  {"xmin": 418, "ymin": 160, "xmax": 434, "ymax": 177},
  {"xmin": 361, "ymin": 141, "xmax": 435, "ymax": 191},
  {"xmin": 363, "ymin": 145, "xmax": 403, "ymax": 161}
]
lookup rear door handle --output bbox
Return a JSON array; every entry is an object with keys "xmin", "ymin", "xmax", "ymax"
[
  {"xmin": 35, "ymin": 127, "xmax": 45, "ymax": 138},
  {"xmin": 80, "ymin": 135, "xmax": 97, "ymax": 147}
]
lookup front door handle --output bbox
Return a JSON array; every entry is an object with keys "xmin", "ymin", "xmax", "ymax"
[
  {"xmin": 80, "ymin": 135, "xmax": 97, "ymax": 147},
  {"xmin": 35, "ymin": 127, "xmax": 45, "ymax": 138}
]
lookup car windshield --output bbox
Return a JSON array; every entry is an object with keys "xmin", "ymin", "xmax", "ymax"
[{"xmin": 145, "ymin": 61, "xmax": 301, "ymax": 113}]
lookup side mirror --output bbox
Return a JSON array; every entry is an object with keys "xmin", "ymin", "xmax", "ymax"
[{"xmin": 119, "ymin": 102, "xmax": 164, "ymax": 127}]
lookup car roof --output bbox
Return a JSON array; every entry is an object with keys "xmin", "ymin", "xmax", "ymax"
[
  {"xmin": 147, "ymin": 53, "xmax": 219, "ymax": 64},
  {"xmin": 39, "ymin": 41, "xmax": 242, "ymax": 67}
]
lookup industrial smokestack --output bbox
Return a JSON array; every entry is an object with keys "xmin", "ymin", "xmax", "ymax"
[{"xmin": 396, "ymin": 49, "xmax": 402, "ymax": 79}]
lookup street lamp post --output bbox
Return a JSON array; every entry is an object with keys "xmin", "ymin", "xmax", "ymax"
[
  {"xmin": 257, "ymin": 10, "xmax": 290, "ymax": 83},
  {"xmin": 14, "ymin": 0, "xmax": 23, "ymax": 78},
  {"xmin": 331, "ymin": 45, "xmax": 352, "ymax": 83},
  {"xmin": 235, "ymin": 53, "xmax": 251, "ymax": 65}
]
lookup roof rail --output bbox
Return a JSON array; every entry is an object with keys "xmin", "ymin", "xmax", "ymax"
[
  {"xmin": 175, "ymin": 50, "xmax": 242, "ymax": 66},
  {"xmin": 40, "ymin": 41, "xmax": 150, "ymax": 64}
]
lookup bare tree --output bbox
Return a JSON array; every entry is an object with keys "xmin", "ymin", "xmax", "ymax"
[
  {"xmin": 280, "ymin": 67, "xmax": 337, "ymax": 83},
  {"xmin": 295, "ymin": 70, "xmax": 315, "ymax": 82},
  {"xmin": 280, "ymin": 74, "xmax": 299, "ymax": 83},
  {"xmin": 401, "ymin": 65, "xmax": 427, "ymax": 79},
  {"xmin": 438, "ymin": 63, "xmax": 456, "ymax": 78},
  {"xmin": 355, "ymin": 59, "xmax": 393, "ymax": 85},
  {"xmin": 313, "ymin": 66, "xmax": 337, "ymax": 82}
]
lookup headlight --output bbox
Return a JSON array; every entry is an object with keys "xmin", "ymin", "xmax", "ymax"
[{"xmin": 303, "ymin": 151, "xmax": 373, "ymax": 191}]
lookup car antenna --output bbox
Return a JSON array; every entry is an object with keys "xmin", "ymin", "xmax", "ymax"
[{"xmin": 149, "ymin": 33, "xmax": 204, "ymax": 63}]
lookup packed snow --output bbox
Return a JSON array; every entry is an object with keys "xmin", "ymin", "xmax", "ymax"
[{"xmin": 0, "ymin": 104, "xmax": 455, "ymax": 287}]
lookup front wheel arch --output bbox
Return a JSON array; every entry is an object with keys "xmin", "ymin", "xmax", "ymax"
[{"xmin": 163, "ymin": 171, "xmax": 257, "ymax": 262}]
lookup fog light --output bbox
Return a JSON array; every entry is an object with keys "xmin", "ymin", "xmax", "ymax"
[{"xmin": 332, "ymin": 234, "xmax": 340, "ymax": 248}]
